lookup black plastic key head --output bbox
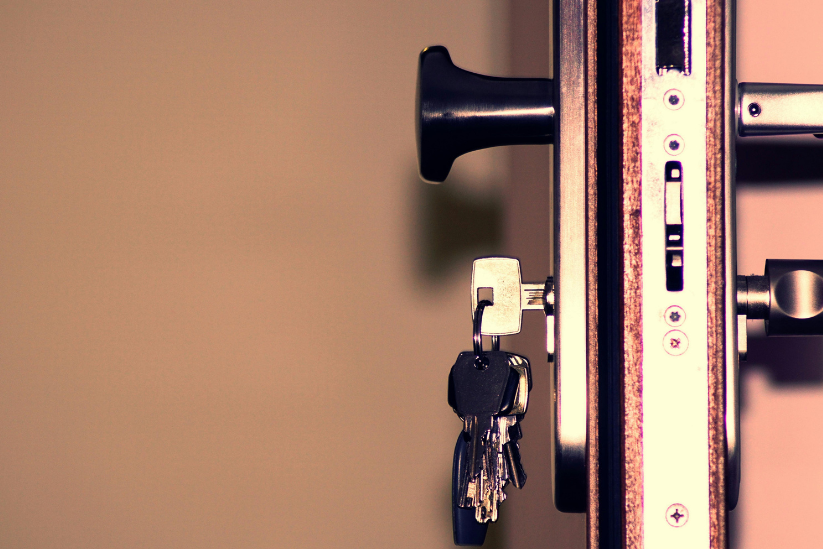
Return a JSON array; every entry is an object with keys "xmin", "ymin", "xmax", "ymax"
[
  {"xmin": 449, "ymin": 351, "xmax": 522, "ymax": 485},
  {"xmin": 448, "ymin": 351, "xmax": 513, "ymax": 417}
]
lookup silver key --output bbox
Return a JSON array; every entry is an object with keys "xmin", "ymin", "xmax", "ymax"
[
  {"xmin": 471, "ymin": 257, "xmax": 555, "ymax": 356},
  {"xmin": 463, "ymin": 353, "xmax": 531, "ymax": 523},
  {"xmin": 464, "ymin": 417, "xmax": 507, "ymax": 523}
]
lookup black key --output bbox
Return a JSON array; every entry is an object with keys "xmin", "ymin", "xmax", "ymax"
[
  {"xmin": 452, "ymin": 431, "xmax": 488, "ymax": 546},
  {"xmin": 448, "ymin": 351, "xmax": 512, "ymax": 482},
  {"xmin": 448, "ymin": 351, "xmax": 512, "ymax": 418},
  {"xmin": 448, "ymin": 350, "xmax": 533, "ymax": 529}
]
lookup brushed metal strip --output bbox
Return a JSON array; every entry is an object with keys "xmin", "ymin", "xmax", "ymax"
[
  {"xmin": 552, "ymin": 0, "xmax": 589, "ymax": 513},
  {"xmin": 724, "ymin": 0, "xmax": 740, "ymax": 512},
  {"xmin": 585, "ymin": 0, "xmax": 599, "ymax": 542}
]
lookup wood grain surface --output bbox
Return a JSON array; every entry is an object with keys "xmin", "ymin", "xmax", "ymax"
[
  {"xmin": 619, "ymin": 0, "xmax": 644, "ymax": 547},
  {"xmin": 706, "ymin": 0, "xmax": 728, "ymax": 547},
  {"xmin": 586, "ymin": 0, "xmax": 599, "ymax": 545}
]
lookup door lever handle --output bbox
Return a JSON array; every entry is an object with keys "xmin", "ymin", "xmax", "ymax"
[
  {"xmin": 416, "ymin": 46, "xmax": 554, "ymax": 183},
  {"xmin": 738, "ymin": 83, "xmax": 823, "ymax": 137}
]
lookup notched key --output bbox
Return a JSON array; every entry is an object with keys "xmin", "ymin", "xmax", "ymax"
[
  {"xmin": 448, "ymin": 350, "xmax": 532, "ymax": 528},
  {"xmin": 503, "ymin": 441, "xmax": 527, "ymax": 489},
  {"xmin": 452, "ymin": 431, "xmax": 488, "ymax": 546}
]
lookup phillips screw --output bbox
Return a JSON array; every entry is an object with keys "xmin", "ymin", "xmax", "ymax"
[{"xmin": 666, "ymin": 504, "xmax": 689, "ymax": 527}]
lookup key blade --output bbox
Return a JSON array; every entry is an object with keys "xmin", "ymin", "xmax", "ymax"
[
  {"xmin": 468, "ymin": 415, "xmax": 493, "ymax": 480},
  {"xmin": 521, "ymin": 283, "xmax": 546, "ymax": 310},
  {"xmin": 452, "ymin": 432, "xmax": 489, "ymax": 545},
  {"xmin": 503, "ymin": 441, "xmax": 527, "ymax": 489},
  {"xmin": 476, "ymin": 426, "xmax": 501, "ymax": 523}
]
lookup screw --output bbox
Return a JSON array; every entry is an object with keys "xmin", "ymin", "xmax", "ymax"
[
  {"xmin": 664, "ymin": 89, "xmax": 684, "ymax": 110},
  {"xmin": 666, "ymin": 503, "xmax": 689, "ymax": 527},
  {"xmin": 664, "ymin": 305, "xmax": 686, "ymax": 327},
  {"xmin": 663, "ymin": 329, "xmax": 688, "ymax": 356},
  {"xmin": 748, "ymin": 102, "xmax": 762, "ymax": 117},
  {"xmin": 664, "ymin": 134, "xmax": 684, "ymax": 156}
]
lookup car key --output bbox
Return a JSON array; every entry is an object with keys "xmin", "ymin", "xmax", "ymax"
[
  {"xmin": 447, "ymin": 278, "xmax": 536, "ymax": 544},
  {"xmin": 448, "ymin": 350, "xmax": 531, "ymax": 519},
  {"xmin": 452, "ymin": 431, "xmax": 488, "ymax": 546},
  {"xmin": 448, "ymin": 349, "xmax": 515, "ymax": 506}
]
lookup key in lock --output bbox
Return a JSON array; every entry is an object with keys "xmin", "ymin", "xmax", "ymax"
[{"xmin": 471, "ymin": 257, "xmax": 555, "ymax": 356}]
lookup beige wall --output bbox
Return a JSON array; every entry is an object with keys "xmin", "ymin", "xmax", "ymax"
[
  {"xmin": 1, "ymin": 1, "xmax": 821, "ymax": 548},
  {"xmin": 734, "ymin": 1, "xmax": 823, "ymax": 547},
  {"xmin": 0, "ymin": 2, "xmax": 571, "ymax": 548}
]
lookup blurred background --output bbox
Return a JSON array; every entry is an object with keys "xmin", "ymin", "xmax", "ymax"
[{"xmin": 0, "ymin": 1, "xmax": 821, "ymax": 548}]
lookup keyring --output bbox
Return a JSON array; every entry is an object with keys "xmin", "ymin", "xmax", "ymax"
[{"xmin": 473, "ymin": 300, "xmax": 500, "ymax": 364}]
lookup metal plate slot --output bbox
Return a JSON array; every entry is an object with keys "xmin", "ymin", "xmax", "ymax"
[{"xmin": 656, "ymin": 0, "xmax": 692, "ymax": 75}]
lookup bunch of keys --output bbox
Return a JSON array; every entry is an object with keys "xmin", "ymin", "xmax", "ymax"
[{"xmin": 448, "ymin": 258, "xmax": 550, "ymax": 546}]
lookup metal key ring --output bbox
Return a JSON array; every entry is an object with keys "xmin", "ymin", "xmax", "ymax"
[{"xmin": 473, "ymin": 300, "xmax": 500, "ymax": 363}]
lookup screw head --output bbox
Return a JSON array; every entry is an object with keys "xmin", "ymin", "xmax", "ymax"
[
  {"xmin": 748, "ymin": 102, "xmax": 762, "ymax": 117},
  {"xmin": 664, "ymin": 134, "xmax": 684, "ymax": 156},
  {"xmin": 666, "ymin": 503, "xmax": 689, "ymax": 527},
  {"xmin": 664, "ymin": 305, "xmax": 686, "ymax": 327},
  {"xmin": 664, "ymin": 89, "xmax": 684, "ymax": 110},
  {"xmin": 663, "ymin": 329, "xmax": 689, "ymax": 356}
]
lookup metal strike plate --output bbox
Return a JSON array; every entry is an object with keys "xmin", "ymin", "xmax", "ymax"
[{"xmin": 641, "ymin": 0, "xmax": 722, "ymax": 542}]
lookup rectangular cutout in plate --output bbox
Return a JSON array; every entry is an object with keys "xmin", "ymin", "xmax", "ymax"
[
  {"xmin": 666, "ymin": 251, "xmax": 684, "ymax": 291},
  {"xmin": 665, "ymin": 161, "xmax": 684, "ymax": 291},
  {"xmin": 656, "ymin": 0, "xmax": 691, "ymax": 75}
]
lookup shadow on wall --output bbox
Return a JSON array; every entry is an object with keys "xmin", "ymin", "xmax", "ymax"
[
  {"xmin": 731, "ymin": 138, "xmax": 823, "ymax": 548},
  {"xmin": 413, "ymin": 170, "xmax": 504, "ymax": 282},
  {"xmin": 411, "ymin": 166, "xmax": 541, "ymax": 549},
  {"xmin": 732, "ymin": 335, "xmax": 823, "ymax": 548},
  {"xmin": 737, "ymin": 139, "xmax": 823, "ymax": 185},
  {"xmin": 736, "ymin": 137, "xmax": 823, "ymax": 396},
  {"xmin": 743, "ymin": 336, "xmax": 823, "ymax": 389}
]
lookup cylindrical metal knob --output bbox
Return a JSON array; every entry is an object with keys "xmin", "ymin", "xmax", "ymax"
[
  {"xmin": 416, "ymin": 46, "xmax": 554, "ymax": 183},
  {"xmin": 739, "ymin": 260, "xmax": 823, "ymax": 336},
  {"xmin": 765, "ymin": 260, "xmax": 823, "ymax": 335}
]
